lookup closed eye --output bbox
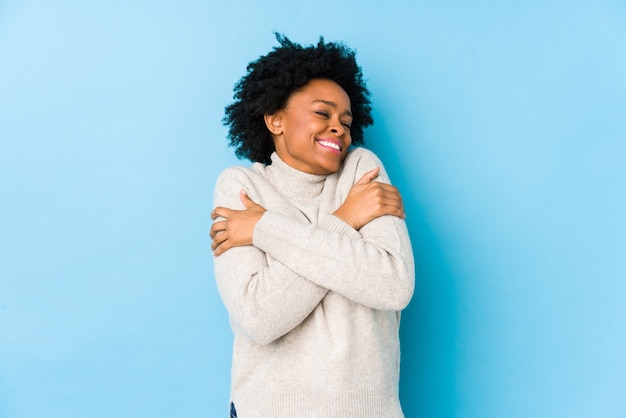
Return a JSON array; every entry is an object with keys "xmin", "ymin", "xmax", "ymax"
[{"xmin": 315, "ymin": 111, "xmax": 329, "ymax": 118}]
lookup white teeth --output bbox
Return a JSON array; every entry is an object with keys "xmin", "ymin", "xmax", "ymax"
[{"xmin": 318, "ymin": 140, "xmax": 340, "ymax": 151}]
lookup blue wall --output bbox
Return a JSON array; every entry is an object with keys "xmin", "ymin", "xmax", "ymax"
[{"xmin": 1, "ymin": 1, "xmax": 625, "ymax": 417}]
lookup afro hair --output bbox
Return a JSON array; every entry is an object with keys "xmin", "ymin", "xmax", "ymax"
[{"xmin": 222, "ymin": 33, "xmax": 373, "ymax": 164}]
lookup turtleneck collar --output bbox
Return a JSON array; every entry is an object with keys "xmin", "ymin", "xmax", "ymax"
[{"xmin": 265, "ymin": 152, "xmax": 327, "ymax": 199}]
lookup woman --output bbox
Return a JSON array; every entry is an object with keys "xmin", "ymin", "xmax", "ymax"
[{"xmin": 210, "ymin": 34, "xmax": 414, "ymax": 417}]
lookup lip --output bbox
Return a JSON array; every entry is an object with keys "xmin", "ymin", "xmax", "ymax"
[{"xmin": 316, "ymin": 138, "xmax": 342, "ymax": 155}]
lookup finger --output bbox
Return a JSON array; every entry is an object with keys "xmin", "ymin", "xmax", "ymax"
[
  {"xmin": 379, "ymin": 197, "xmax": 403, "ymax": 212},
  {"xmin": 212, "ymin": 231, "xmax": 229, "ymax": 252},
  {"xmin": 377, "ymin": 186, "xmax": 404, "ymax": 206},
  {"xmin": 211, "ymin": 230, "xmax": 230, "ymax": 250},
  {"xmin": 369, "ymin": 182, "xmax": 399, "ymax": 193},
  {"xmin": 383, "ymin": 195, "xmax": 404, "ymax": 209},
  {"xmin": 387, "ymin": 207, "xmax": 406, "ymax": 219},
  {"xmin": 211, "ymin": 207, "xmax": 231, "ymax": 221},
  {"xmin": 380, "ymin": 187, "xmax": 403, "ymax": 202},
  {"xmin": 363, "ymin": 181, "xmax": 398, "ymax": 198},
  {"xmin": 365, "ymin": 184, "xmax": 401, "ymax": 204},
  {"xmin": 209, "ymin": 220, "xmax": 226, "ymax": 239},
  {"xmin": 356, "ymin": 167, "xmax": 380, "ymax": 185},
  {"xmin": 376, "ymin": 203, "xmax": 405, "ymax": 219},
  {"xmin": 368, "ymin": 190, "xmax": 404, "ymax": 216},
  {"xmin": 213, "ymin": 238, "xmax": 231, "ymax": 256},
  {"xmin": 383, "ymin": 195, "xmax": 405, "ymax": 216},
  {"xmin": 239, "ymin": 189, "xmax": 258, "ymax": 209}
]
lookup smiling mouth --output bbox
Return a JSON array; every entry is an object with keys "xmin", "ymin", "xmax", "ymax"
[{"xmin": 317, "ymin": 139, "xmax": 341, "ymax": 153}]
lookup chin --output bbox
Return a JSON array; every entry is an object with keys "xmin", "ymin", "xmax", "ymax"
[
  {"xmin": 322, "ymin": 158, "xmax": 345, "ymax": 174},
  {"xmin": 323, "ymin": 165, "xmax": 341, "ymax": 174}
]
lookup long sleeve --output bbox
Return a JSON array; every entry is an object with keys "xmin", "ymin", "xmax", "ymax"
[
  {"xmin": 213, "ymin": 171, "xmax": 328, "ymax": 345},
  {"xmin": 252, "ymin": 148, "xmax": 415, "ymax": 311},
  {"xmin": 214, "ymin": 148, "xmax": 412, "ymax": 417}
]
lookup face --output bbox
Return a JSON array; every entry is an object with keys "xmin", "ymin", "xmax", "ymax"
[{"xmin": 265, "ymin": 79, "xmax": 353, "ymax": 175}]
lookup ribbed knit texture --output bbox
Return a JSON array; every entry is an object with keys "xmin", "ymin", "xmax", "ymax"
[{"xmin": 213, "ymin": 147, "xmax": 415, "ymax": 417}]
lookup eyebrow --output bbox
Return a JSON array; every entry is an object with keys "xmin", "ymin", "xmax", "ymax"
[{"xmin": 312, "ymin": 100, "xmax": 353, "ymax": 118}]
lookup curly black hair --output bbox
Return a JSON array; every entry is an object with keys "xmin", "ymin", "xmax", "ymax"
[{"xmin": 223, "ymin": 33, "xmax": 373, "ymax": 164}]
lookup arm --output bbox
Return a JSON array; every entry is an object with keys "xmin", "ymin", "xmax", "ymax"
[
  {"xmin": 212, "ymin": 169, "xmax": 328, "ymax": 345},
  {"xmin": 253, "ymin": 149, "xmax": 415, "ymax": 311}
]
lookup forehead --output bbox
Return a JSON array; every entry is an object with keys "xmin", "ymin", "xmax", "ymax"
[{"xmin": 288, "ymin": 79, "xmax": 351, "ymax": 108}]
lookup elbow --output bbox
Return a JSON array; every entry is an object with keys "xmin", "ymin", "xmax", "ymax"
[
  {"xmin": 393, "ymin": 283, "xmax": 414, "ymax": 310},
  {"xmin": 234, "ymin": 312, "xmax": 285, "ymax": 346},
  {"xmin": 383, "ymin": 282, "xmax": 413, "ymax": 311},
  {"xmin": 243, "ymin": 330, "xmax": 277, "ymax": 347},
  {"xmin": 382, "ymin": 264, "xmax": 415, "ymax": 311}
]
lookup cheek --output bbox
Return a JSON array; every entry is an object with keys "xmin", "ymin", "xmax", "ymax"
[{"xmin": 342, "ymin": 142, "xmax": 352, "ymax": 158}]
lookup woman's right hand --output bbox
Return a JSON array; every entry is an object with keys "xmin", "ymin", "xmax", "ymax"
[
  {"xmin": 210, "ymin": 190, "xmax": 266, "ymax": 256},
  {"xmin": 332, "ymin": 167, "xmax": 405, "ymax": 230}
]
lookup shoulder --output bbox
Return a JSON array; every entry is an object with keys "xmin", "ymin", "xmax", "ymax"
[
  {"xmin": 213, "ymin": 163, "xmax": 271, "ymax": 208},
  {"xmin": 215, "ymin": 162, "xmax": 267, "ymax": 190},
  {"xmin": 214, "ymin": 162, "xmax": 269, "ymax": 208},
  {"xmin": 339, "ymin": 146, "xmax": 391, "ymax": 184},
  {"xmin": 343, "ymin": 146, "xmax": 382, "ymax": 167}
]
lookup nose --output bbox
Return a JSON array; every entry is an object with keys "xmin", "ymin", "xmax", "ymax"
[{"xmin": 330, "ymin": 119, "xmax": 345, "ymax": 136}]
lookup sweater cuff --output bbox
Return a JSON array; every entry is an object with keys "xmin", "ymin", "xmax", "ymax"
[
  {"xmin": 317, "ymin": 214, "xmax": 362, "ymax": 239},
  {"xmin": 253, "ymin": 211, "xmax": 299, "ymax": 258}
]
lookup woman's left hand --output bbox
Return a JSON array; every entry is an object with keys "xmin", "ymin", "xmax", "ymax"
[{"xmin": 210, "ymin": 190, "xmax": 266, "ymax": 256}]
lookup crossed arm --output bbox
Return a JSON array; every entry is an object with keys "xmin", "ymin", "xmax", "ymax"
[
  {"xmin": 211, "ymin": 164, "xmax": 413, "ymax": 345},
  {"xmin": 211, "ymin": 167, "xmax": 404, "ymax": 255}
]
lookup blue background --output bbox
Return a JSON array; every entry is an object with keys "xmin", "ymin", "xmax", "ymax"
[{"xmin": 1, "ymin": 1, "xmax": 625, "ymax": 417}]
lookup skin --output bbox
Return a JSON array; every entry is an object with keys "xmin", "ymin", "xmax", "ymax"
[
  {"xmin": 266, "ymin": 78, "xmax": 354, "ymax": 175},
  {"xmin": 210, "ymin": 79, "xmax": 405, "ymax": 256}
]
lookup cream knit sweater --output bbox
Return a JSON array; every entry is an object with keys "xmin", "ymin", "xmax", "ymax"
[{"xmin": 213, "ymin": 147, "xmax": 415, "ymax": 417}]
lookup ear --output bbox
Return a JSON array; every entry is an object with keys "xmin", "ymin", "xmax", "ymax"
[{"xmin": 264, "ymin": 112, "xmax": 283, "ymax": 135}]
